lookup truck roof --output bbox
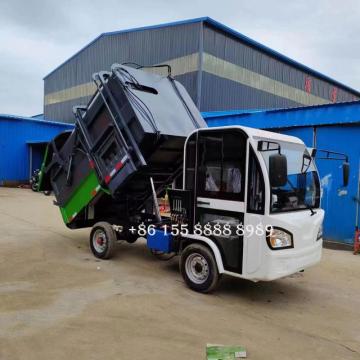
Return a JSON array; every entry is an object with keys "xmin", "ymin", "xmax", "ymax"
[{"xmin": 196, "ymin": 125, "xmax": 305, "ymax": 145}]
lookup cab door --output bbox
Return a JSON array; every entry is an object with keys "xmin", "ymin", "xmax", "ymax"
[
  {"xmin": 244, "ymin": 145, "xmax": 266, "ymax": 274},
  {"xmin": 194, "ymin": 129, "xmax": 247, "ymax": 274}
]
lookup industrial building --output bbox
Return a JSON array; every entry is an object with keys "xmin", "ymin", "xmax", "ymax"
[
  {"xmin": 0, "ymin": 114, "xmax": 73, "ymax": 185},
  {"xmin": 2, "ymin": 17, "xmax": 359, "ymax": 249},
  {"xmin": 44, "ymin": 17, "xmax": 360, "ymax": 123},
  {"xmin": 203, "ymin": 100, "xmax": 360, "ymax": 246}
]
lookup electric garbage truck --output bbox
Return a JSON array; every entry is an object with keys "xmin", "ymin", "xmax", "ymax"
[{"xmin": 39, "ymin": 63, "xmax": 349, "ymax": 293}]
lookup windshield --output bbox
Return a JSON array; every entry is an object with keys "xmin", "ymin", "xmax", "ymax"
[{"xmin": 258, "ymin": 139, "xmax": 320, "ymax": 213}]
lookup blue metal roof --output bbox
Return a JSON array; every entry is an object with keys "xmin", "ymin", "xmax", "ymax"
[
  {"xmin": 43, "ymin": 17, "xmax": 360, "ymax": 95},
  {"xmin": 31, "ymin": 113, "xmax": 44, "ymax": 119},
  {"xmin": 202, "ymin": 100, "xmax": 360, "ymax": 129},
  {"xmin": 202, "ymin": 109, "xmax": 265, "ymax": 118},
  {"xmin": 0, "ymin": 114, "xmax": 74, "ymax": 128}
]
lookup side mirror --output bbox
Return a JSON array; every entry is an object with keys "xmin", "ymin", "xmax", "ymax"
[
  {"xmin": 269, "ymin": 154, "xmax": 287, "ymax": 187},
  {"xmin": 343, "ymin": 162, "xmax": 350, "ymax": 187},
  {"xmin": 310, "ymin": 148, "xmax": 317, "ymax": 158}
]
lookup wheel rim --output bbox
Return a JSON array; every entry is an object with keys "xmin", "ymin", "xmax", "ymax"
[
  {"xmin": 92, "ymin": 229, "xmax": 107, "ymax": 253},
  {"xmin": 185, "ymin": 252, "xmax": 210, "ymax": 284}
]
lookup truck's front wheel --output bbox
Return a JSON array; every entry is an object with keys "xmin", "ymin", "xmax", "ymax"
[
  {"xmin": 180, "ymin": 244, "xmax": 220, "ymax": 293},
  {"xmin": 90, "ymin": 222, "xmax": 117, "ymax": 259}
]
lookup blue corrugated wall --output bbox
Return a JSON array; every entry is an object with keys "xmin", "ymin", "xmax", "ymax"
[
  {"xmin": 203, "ymin": 103, "xmax": 360, "ymax": 245},
  {"xmin": 315, "ymin": 125, "xmax": 360, "ymax": 244},
  {"xmin": 0, "ymin": 116, "xmax": 73, "ymax": 183},
  {"xmin": 274, "ymin": 125, "xmax": 359, "ymax": 244},
  {"xmin": 275, "ymin": 127, "xmax": 314, "ymax": 148}
]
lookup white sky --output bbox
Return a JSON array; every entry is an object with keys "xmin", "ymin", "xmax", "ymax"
[{"xmin": 0, "ymin": 0, "xmax": 359, "ymax": 116}]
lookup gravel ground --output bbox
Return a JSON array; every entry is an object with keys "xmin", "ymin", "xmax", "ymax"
[{"xmin": 0, "ymin": 188, "xmax": 359, "ymax": 360}]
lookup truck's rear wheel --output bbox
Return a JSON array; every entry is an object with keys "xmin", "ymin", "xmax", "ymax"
[
  {"xmin": 90, "ymin": 222, "xmax": 117, "ymax": 259},
  {"xmin": 180, "ymin": 243, "xmax": 220, "ymax": 293}
]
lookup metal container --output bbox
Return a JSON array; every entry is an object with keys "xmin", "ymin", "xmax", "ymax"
[{"xmin": 40, "ymin": 64, "xmax": 206, "ymax": 228}]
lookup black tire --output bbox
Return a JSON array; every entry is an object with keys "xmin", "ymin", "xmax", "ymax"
[
  {"xmin": 31, "ymin": 180, "xmax": 38, "ymax": 192},
  {"xmin": 90, "ymin": 222, "xmax": 117, "ymax": 259},
  {"xmin": 180, "ymin": 243, "xmax": 220, "ymax": 293},
  {"xmin": 125, "ymin": 232, "xmax": 138, "ymax": 244}
]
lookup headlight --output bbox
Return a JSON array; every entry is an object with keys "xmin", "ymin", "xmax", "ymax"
[
  {"xmin": 317, "ymin": 224, "xmax": 323, "ymax": 240},
  {"xmin": 267, "ymin": 227, "xmax": 293, "ymax": 250}
]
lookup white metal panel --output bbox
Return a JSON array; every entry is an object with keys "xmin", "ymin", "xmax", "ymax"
[{"xmin": 197, "ymin": 197, "xmax": 245, "ymax": 213}]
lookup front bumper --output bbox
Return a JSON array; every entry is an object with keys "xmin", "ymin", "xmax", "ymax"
[{"xmin": 248, "ymin": 239, "xmax": 323, "ymax": 281}]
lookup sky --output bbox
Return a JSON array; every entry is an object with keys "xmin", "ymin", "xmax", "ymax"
[{"xmin": 0, "ymin": 0, "xmax": 359, "ymax": 116}]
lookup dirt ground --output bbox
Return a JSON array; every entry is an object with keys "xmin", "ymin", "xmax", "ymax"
[{"xmin": 0, "ymin": 188, "xmax": 359, "ymax": 360}]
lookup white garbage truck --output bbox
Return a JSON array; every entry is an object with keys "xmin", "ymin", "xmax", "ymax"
[{"xmin": 39, "ymin": 63, "xmax": 349, "ymax": 292}]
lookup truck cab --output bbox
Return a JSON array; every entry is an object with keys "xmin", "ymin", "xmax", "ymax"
[{"xmin": 176, "ymin": 125, "xmax": 324, "ymax": 291}]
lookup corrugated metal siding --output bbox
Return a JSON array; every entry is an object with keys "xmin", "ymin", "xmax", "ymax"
[
  {"xmin": 44, "ymin": 18, "xmax": 360, "ymax": 123},
  {"xmin": 203, "ymin": 100, "xmax": 360, "ymax": 129},
  {"xmin": 173, "ymin": 72, "xmax": 199, "ymax": 104},
  {"xmin": 200, "ymin": 72, "xmax": 301, "ymax": 111},
  {"xmin": 43, "ymin": 96, "xmax": 89, "ymax": 124},
  {"xmin": 272, "ymin": 127, "xmax": 315, "ymax": 148},
  {"xmin": 0, "ymin": 118, "xmax": 73, "ymax": 182},
  {"xmin": 202, "ymin": 24, "xmax": 359, "ymax": 108},
  {"xmin": 45, "ymin": 23, "xmax": 200, "ymax": 93},
  {"xmin": 315, "ymin": 125, "xmax": 360, "ymax": 244},
  {"xmin": 274, "ymin": 125, "xmax": 359, "ymax": 244},
  {"xmin": 270, "ymin": 125, "xmax": 359, "ymax": 244},
  {"xmin": 44, "ymin": 22, "xmax": 201, "ymax": 122}
]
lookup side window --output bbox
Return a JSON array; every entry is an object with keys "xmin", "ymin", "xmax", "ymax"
[
  {"xmin": 247, "ymin": 147, "xmax": 265, "ymax": 213},
  {"xmin": 198, "ymin": 131, "xmax": 246, "ymax": 201}
]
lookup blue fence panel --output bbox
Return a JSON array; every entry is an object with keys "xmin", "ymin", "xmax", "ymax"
[
  {"xmin": 315, "ymin": 125, "xmax": 360, "ymax": 244},
  {"xmin": 272, "ymin": 127, "xmax": 314, "ymax": 147},
  {"xmin": 0, "ymin": 117, "xmax": 73, "ymax": 182}
]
